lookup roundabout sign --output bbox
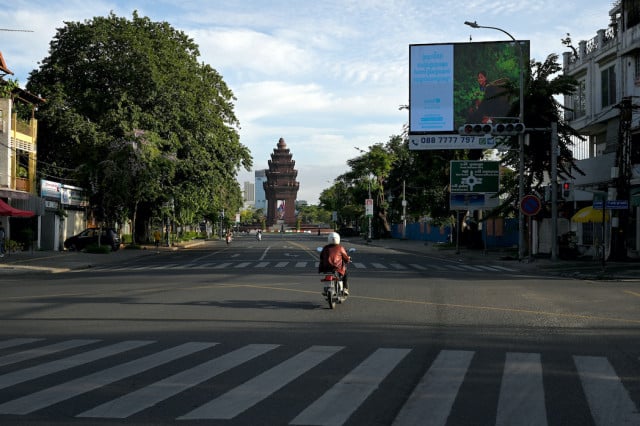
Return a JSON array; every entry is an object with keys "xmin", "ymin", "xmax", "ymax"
[{"xmin": 520, "ymin": 194, "xmax": 541, "ymax": 216}]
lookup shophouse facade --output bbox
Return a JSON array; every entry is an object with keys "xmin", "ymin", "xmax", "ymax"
[{"xmin": 561, "ymin": 0, "xmax": 640, "ymax": 259}]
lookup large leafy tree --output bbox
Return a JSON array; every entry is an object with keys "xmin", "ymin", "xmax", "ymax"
[
  {"xmin": 27, "ymin": 12, "xmax": 251, "ymax": 237},
  {"xmin": 492, "ymin": 53, "xmax": 583, "ymax": 217}
]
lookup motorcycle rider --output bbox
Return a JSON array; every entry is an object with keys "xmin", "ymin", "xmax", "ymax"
[{"xmin": 318, "ymin": 232, "xmax": 351, "ymax": 295}]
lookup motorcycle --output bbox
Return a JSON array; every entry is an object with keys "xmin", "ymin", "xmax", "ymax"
[
  {"xmin": 256, "ymin": 231, "xmax": 262, "ymax": 241},
  {"xmin": 317, "ymin": 247, "xmax": 355, "ymax": 309}
]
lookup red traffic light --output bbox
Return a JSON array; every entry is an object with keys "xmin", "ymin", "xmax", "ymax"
[{"xmin": 459, "ymin": 123, "xmax": 492, "ymax": 135}]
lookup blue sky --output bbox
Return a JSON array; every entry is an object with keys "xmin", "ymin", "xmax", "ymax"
[{"xmin": 1, "ymin": 0, "xmax": 614, "ymax": 204}]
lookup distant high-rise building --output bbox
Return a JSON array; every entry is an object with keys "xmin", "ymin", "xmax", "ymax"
[
  {"xmin": 242, "ymin": 181, "xmax": 255, "ymax": 209},
  {"xmin": 254, "ymin": 169, "xmax": 267, "ymax": 211},
  {"xmin": 243, "ymin": 181, "xmax": 255, "ymax": 203}
]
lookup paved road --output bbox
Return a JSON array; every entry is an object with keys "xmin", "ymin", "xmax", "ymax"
[
  {"xmin": 1, "ymin": 234, "xmax": 639, "ymax": 425},
  {"xmin": 2, "ymin": 234, "xmax": 640, "ymax": 280},
  {"xmin": 0, "ymin": 335, "xmax": 638, "ymax": 425}
]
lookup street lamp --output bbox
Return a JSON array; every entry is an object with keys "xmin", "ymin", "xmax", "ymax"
[{"xmin": 464, "ymin": 20, "xmax": 526, "ymax": 261}]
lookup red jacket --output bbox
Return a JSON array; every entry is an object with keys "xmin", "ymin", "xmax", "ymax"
[{"xmin": 318, "ymin": 244, "xmax": 350, "ymax": 275}]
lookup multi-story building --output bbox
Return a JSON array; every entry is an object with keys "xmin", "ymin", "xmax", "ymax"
[
  {"xmin": 0, "ymin": 52, "xmax": 44, "ymax": 248},
  {"xmin": 254, "ymin": 169, "xmax": 267, "ymax": 212},
  {"xmin": 243, "ymin": 180, "xmax": 255, "ymax": 209},
  {"xmin": 561, "ymin": 0, "xmax": 640, "ymax": 259}
]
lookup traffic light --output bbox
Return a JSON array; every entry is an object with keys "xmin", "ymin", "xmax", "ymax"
[
  {"xmin": 561, "ymin": 181, "xmax": 572, "ymax": 200},
  {"xmin": 458, "ymin": 123, "xmax": 526, "ymax": 136},
  {"xmin": 458, "ymin": 123, "xmax": 492, "ymax": 136},
  {"xmin": 492, "ymin": 122, "xmax": 525, "ymax": 136}
]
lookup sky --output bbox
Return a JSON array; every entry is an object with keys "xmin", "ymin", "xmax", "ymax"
[{"xmin": 1, "ymin": 0, "xmax": 615, "ymax": 204}]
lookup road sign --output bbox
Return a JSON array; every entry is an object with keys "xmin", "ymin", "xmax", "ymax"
[
  {"xmin": 593, "ymin": 200, "xmax": 629, "ymax": 210},
  {"xmin": 520, "ymin": 194, "xmax": 541, "ymax": 216},
  {"xmin": 450, "ymin": 161, "xmax": 499, "ymax": 193},
  {"xmin": 450, "ymin": 193, "xmax": 499, "ymax": 209}
]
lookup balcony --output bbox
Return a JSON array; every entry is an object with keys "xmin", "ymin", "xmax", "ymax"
[
  {"xmin": 11, "ymin": 113, "xmax": 37, "ymax": 153},
  {"xmin": 14, "ymin": 177, "xmax": 30, "ymax": 192}
]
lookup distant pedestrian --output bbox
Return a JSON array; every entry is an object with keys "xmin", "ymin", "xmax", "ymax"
[{"xmin": 153, "ymin": 229, "xmax": 162, "ymax": 248}]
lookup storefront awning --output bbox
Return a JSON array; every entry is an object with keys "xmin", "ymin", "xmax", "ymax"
[
  {"xmin": 0, "ymin": 198, "xmax": 35, "ymax": 217},
  {"xmin": 571, "ymin": 206, "xmax": 610, "ymax": 223}
]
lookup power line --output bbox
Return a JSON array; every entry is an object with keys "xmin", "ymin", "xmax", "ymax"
[{"xmin": 0, "ymin": 29, "xmax": 34, "ymax": 32}]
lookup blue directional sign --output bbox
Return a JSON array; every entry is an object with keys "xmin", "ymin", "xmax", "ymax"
[{"xmin": 593, "ymin": 200, "xmax": 629, "ymax": 210}]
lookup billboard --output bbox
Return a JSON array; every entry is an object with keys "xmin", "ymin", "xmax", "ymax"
[{"xmin": 409, "ymin": 41, "xmax": 530, "ymax": 149}]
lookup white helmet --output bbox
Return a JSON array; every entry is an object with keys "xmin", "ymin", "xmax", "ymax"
[{"xmin": 327, "ymin": 232, "xmax": 340, "ymax": 245}]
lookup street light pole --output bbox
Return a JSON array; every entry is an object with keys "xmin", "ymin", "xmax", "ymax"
[{"xmin": 464, "ymin": 21, "xmax": 525, "ymax": 260}]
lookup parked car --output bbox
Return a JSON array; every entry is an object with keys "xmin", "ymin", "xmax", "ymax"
[{"xmin": 64, "ymin": 228, "xmax": 121, "ymax": 252}]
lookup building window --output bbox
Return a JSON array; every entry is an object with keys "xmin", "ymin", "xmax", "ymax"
[
  {"xmin": 572, "ymin": 79, "xmax": 586, "ymax": 118},
  {"xmin": 636, "ymin": 52, "xmax": 640, "ymax": 81},
  {"xmin": 601, "ymin": 65, "xmax": 616, "ymax": 108}
]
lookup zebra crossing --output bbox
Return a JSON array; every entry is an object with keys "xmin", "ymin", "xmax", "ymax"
[
  {"xmin": 0, "ymin": 338, "xmax": 637, "ymax": 424},
  {"xmin": 93, "ymin": 259, "xmax": 517, "ymax": 273}
]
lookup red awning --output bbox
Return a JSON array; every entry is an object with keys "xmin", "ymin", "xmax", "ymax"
[{"xmin": 0, "ymin": 199, "xmax": 35, "ymax": 217}]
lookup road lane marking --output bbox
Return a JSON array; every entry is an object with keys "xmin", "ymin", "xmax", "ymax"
[
  {"xmin": 0, "ymin": 342, "xmax": 214, "ymax": 415},
  {"xmin": 292, "ymin": 348, "xmax": 411, "ymax": 426},
  {"xmin": 624, "ymin": 290, "xmax": 640, "ymax": 298},
  {"xmin": 179, "ymin": 345, "xmax": 343, "ymax": 420},
  {"xmin": 79, "ymin": 343, "xmax": 278, "ymax": 419},
  {"xmin": 393, "ymin": 350, "xmax": 473, "ymax": 426},
  {"xmin": 0, "ymin": 341, "xmax": 153, "ymax": 390},
  {"xmin": 0, "ymin": 339, "xmax": 99, "ymax": 367},
  {"xmin": 0, "ymin": 338, "xmax": 43, "ymax": 350},
  {"xmin": 574, "ymin": 355, "xmax": 640, "ymax": 426},
  {"xmin": 259, "ymin": 246, "xmax": 270, "ymax": 260},
  {"xmin": 496, "ymin": 353, "xmax": 547, "ymax": 426}
]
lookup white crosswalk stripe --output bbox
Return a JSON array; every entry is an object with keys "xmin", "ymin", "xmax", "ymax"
[
  {"xmin": 91, "ymin": 260, "xmax": 516, "ymax": 273},
  {"xmin": 0, "ymin": 342, "xmax": 213, "ymax": 415},
  {"xmin": 0, "ymin": 338, "xmax": 43, "ymax": 350},
  {"xmin": 0, "ymin": 338, "xmax": 636, "ymax": 424},
  {"xmin": 291, "ymin": 348, "xmax": 410, "ymax": 426},
  {"xmin": 0, "ymin": 339, "xmax": 98, "ymax": 367},
  {"xmin": 0, "ymin": 341, "xmax": 152, "ymax": 390},
  {"xmin": 574, "ymin": 355, "xmax": 640, "ymax": 426},
  {"xmin": 179, "ymin": 345, "xmax": 343, "ymax": 420},
  {"xmin": 393, "ymin": 350, "xmax": 474, "ymax": 426},
  {"xmin": 496, "ymin": 352, "xmax": 547, "ymax": 426},
  {"xmin": 79, "ymin": 344, "xmax": 279, "ymax": 419}
]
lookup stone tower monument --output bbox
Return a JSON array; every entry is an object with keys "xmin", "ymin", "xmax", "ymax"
[{"xmin": 263, "ymin": 137, "xmax": 300, "ymax": 229}]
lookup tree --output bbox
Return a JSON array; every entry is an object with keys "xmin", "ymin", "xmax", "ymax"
[
  {"xmin": 27, "ymin": 12, "xmax": 252, "ymax": 237},
  {"xmin": 491, "ymin": 53, "xmax": 583, "ymax": 218}
]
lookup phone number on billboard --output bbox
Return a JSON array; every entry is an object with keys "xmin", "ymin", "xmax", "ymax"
[{"xmin": 408, "ymin": 135, "xmax": 496, "ymax": 150}]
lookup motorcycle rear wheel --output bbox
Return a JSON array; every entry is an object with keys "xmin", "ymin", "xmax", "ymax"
[{"xmin": 327, "ymin": 282, "xmax": 336, "ymax": 309}]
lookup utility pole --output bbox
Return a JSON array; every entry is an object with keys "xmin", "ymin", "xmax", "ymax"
[
  {"xmin": 612, "ymin": 97, "xmax": 632, "ymax": 259},
  {"xmin": 551, "ymin": 123, "xmax": 558, "ymax": 261}
]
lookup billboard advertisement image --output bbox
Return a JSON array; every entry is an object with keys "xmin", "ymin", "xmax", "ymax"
[{"xmin": 409, "ymin": 41, "xmax": 529, "ymax": 149}]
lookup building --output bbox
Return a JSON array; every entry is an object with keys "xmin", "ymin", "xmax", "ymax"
[
  {"xmin": 243, "ymin": 180, "xmax": 255, "ymax": 209},
  {"xmin": 0, "ymin": 52, "xmax": 45, "ymax": 249},
  {"xmin": 263, "ymin": 138, "xmax": 299, "ymax": 228},
  {"xmin": 561, "ymin": 0, "xmax": 640, "ymax": 259},
  {"xmin": 254, "ymin": 169, "xmax": 267, "ymax": 211}
]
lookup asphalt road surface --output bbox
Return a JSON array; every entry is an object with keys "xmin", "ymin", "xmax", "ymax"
[{"xmin": 1, "ymin": 233, "xmax": 639, "ymax": 425}]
